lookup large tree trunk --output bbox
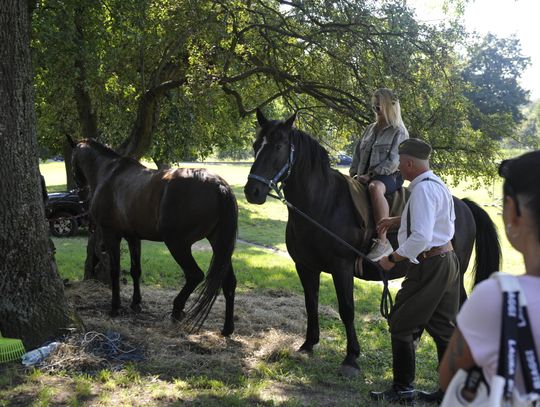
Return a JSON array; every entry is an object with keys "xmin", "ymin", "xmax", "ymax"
[
  {"xmin": 117, "ymin": 78, "xmax": 184, "ymax": 159},
  {"xmin": 70, "ymin": 6, "xmax": 111, "ymax": 284},
  {"xmin": 73, "ymin": 8, "xmax": 99, "ymax": 140},
  {"xmin": 0, "ymin": 0, "xmax": 71, "ymax": 349}
]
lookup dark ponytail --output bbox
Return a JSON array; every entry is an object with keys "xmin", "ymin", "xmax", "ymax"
[{"xmin": 499, "ymin": 150, "xmax": 540, "ymax": 242}]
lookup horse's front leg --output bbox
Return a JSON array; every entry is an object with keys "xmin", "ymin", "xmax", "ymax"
[
  {"xmin": 296, "ymin": 264, "xmax": 321, "ymax": 353},
  {"xmin": 102, "ymin": 231, "xmax": 122, "ymax": 316},
  {"xmin": 331, "ymin": 269, "xmax": 360, "ymax": 377},
  {"xmin": 127, "ymin": 238, "xmax": 142, "ymax": 313},
  {"xmin": 221, "ymin": 261, "xmax": 236, "ymax": 336}
]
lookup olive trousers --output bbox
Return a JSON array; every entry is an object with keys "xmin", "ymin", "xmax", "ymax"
[{"xmin": 388, "ymin": 251, "xmax": 461, "ymax": 344}]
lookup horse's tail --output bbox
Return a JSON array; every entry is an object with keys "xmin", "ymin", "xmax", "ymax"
[
  {"xmin": 462, "ymin": 198, "xmax": 501, "ymax": 286},
  {"xmin": 184, "ymin": 183, "xmax": 238, "ymax": 332}
]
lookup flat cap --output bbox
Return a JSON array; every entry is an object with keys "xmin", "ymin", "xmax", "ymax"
[{"xmin": 398, "ymin": 138, "xmax": 432, "ymax": 160}]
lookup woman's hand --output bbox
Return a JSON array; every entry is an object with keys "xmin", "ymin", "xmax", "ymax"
[{"xmin": 357, "ymin": 174, "xmax": 370, "ymax": 184}]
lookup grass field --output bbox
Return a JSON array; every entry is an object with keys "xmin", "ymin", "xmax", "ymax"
[{"xmin": 0, "ymin": 160, "xmax": 523, "ymax": 406}]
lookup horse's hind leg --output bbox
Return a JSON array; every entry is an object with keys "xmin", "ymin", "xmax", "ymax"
[
  {"xmin": 207, "ymin": 229, "xmax": 237, "ymax": 336},
  {"xmin": 164, "ymin": 240, "xmax": 204, "ymax": 321},
  {"xmin": 127, "ymin": 238, "xmax": 142, "ymax": 313},
  {"xmin": 220, "ymin": 260, "xmax": 236, "ymax": 336}
]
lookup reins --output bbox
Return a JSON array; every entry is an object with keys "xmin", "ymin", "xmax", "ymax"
[{"xmin": 248, "ymin": 143, "xmax": 394, "ymax": 320}]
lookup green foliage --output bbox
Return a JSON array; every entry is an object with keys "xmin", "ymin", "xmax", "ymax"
[
  {"xmin": 463, "ymin": 34, "xmax": 530, "ymax": 120},
  {"xmin": 512, "ymin": 100, "xmax": 540, "ymax": 149},
  {"xmin": 462, "ymin": 33, "xmax": 530, "ymax": 141}
]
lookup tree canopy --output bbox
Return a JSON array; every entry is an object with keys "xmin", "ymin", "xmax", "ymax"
[
  {"xmin": 512, "ymin": 99, "xmax": 540, "ymax": 149},
  {"xmin": 462, "ymin": 33, "xmax": 530, "ymax": 142},
  {"xmin": 32, "ymin": 0, "xmax": 532, "ymax": 182}
]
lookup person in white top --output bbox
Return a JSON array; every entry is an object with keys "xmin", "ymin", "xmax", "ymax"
[
  {"xmin": 440, "ymin": 150, "xmax": 540, "ymax": 398},
  {"xmin": 370, "ymin": 138, "xmax": 459, "ymax": 404}
]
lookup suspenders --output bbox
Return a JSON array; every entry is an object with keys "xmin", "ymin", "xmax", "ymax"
[{"xmin": 405, "ymin": 177, "xmax": 445, "ymax": 237}]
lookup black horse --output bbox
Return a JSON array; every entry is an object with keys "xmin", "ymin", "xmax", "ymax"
[
  {"xmin": 244, "ymin": 110, "xmax": 501, "ymax": 375},
  {"xmin": 70, "ymin": 138, "xmax": 238, "ymax": 335}
]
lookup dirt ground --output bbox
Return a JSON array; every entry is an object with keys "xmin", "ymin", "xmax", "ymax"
[
  {"xmin": 28, "ymin": 279, "xmax": 351, "ymax": 406},
  {"xmin": 63, "ymin": 279, "xmax": 319, "ymax": 372}
]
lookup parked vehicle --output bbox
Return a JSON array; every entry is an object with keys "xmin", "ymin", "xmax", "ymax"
[
  {"xmin": 46, "ymin": 190, "xmax": 88, "ymax": 237},
  {"xmin": 335, "ymin": 153, "xmax": 352, "ymax": 166}
]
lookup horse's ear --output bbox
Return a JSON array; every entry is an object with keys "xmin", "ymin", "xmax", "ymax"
[
  {"xmin": 284, "ymin": 112, "xmax": 296, "ymax": 129},
  {"xmin": 66, "ymin": 135, "xmax": 76, "ymax": 148},
  {"xmin": 256, "ymin": 108, "xmax": 268, "ymax": 127}
]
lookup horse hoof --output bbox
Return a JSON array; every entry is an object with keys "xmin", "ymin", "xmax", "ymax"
[
  {"xmin": 340, "ymin": 364, "xmax": 360, "ymax": 377},
  {"xmin": 109, "ymin": 309, "xmax": 120, "ymax": 317},
  {"xmin": 297, "ymin": 346, "xmax": 313, "ymax": 355},
  {"xmin": 130, "ymin": 303, "xmax": 142, "ymax": 313},
  {"xmin": 171, "ymin": 311, "xmax": 186, "ymax": 323},
  {"xmin": 221, "ymin": 325, "xmax": 234, "ymax": 337}
]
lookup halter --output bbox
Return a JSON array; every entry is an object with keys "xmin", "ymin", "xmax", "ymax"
[{"xmin": 247, "ymin": 142, "xmax": 295, "ymax": 200}]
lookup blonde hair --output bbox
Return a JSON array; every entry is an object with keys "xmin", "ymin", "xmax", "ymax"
[{"xmin": 372, "ymin": 88, "xmax": 405, "ymax": 130}]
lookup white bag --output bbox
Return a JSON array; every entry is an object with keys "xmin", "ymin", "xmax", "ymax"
[
  {"xmin": 441, "ymin": 368, "xmax": 489, "ymax": 406},
  {"xmin": 441, "ymin": 370, "xmax": 539, "ymax": 406},
  {"xmin": 441, "ymin": 273, "xmax": 540, "ymax": 407}
]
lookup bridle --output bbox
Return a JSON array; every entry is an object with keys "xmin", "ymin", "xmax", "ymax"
[{"xmin": 247, "ymin": 141, "xmax": 296, "ymax": 201}]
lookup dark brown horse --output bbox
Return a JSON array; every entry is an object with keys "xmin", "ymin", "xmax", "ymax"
[
  {"xmin": 70, "ymin": 138, "xmax": 238, "ymax": 335},
  {"xmin": 244, "ymin": 110, "xmax": 501, "ymax": 375}
]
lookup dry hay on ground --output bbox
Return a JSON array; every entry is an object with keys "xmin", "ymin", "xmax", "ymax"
[{"xmin": 55, "ymin": 280, "xmax": 341, "ymax": 377}]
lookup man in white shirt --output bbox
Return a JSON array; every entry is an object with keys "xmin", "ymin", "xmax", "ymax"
[{"xmin": 369, "ymin": 138, "xmax": 459, "ymax": 404}]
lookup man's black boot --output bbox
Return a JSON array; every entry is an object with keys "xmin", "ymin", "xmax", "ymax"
[
  {"xmin": 417, "ymin": 340, "xmax": 447, "ymax": 403},
  {"xmin": 370, "ymin": 384, "xmax": 415, "ymax": 404},
  {"xmin": 369, "ymin": 338, "xmax": 416, "ymax": 404}
]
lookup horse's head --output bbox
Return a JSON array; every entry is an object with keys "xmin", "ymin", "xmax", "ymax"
[
  {"xmin": 69, "ymin": 138, "xmax": 120, "ymax": 198},
  {"xmin": 244, "ymin": 109, "xmax": 297, "ymax": 204},
  {"xmin": 69, "ymin": 139, "xmax": 92, "ymax": 201}
]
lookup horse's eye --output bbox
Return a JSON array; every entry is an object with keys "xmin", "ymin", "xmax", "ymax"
[{"xmin": 275, "ymin": 144, "xmax": 282, "ymax": 151}]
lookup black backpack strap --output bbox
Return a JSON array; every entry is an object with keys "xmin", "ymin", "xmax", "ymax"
[
  {"xmin": 517, "ymin": 294, "xmax": 540, "ymax": 394},
  {"xmin": 496, "ymin": 276, "xmax": 519, "ymax": 399}
]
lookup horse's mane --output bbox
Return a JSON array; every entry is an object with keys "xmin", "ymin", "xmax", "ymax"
[
  {"xmin": 80, "ymin": 138, "xmax": 121, "ymax": 159},
  {"xmin": 289, "ymin": 127, "xmax": 332, "ymax": 177},
  {"xmin": 80, "ymin": 139, "xmax": 144, "ymax": 168}
]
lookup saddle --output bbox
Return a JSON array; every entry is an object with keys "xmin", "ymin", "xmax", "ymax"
[{"xmin": 342, "ymin": 174, "xmax": 409, "ymax": 277}]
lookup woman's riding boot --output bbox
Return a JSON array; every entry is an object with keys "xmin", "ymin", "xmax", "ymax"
[
  {"xmin": 369, "ymin": 338, "xmax": 416, "ymax": 404},
  {"xmin": 417, "ymin": 340, "xmax": 446, "ymax": 403}
]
